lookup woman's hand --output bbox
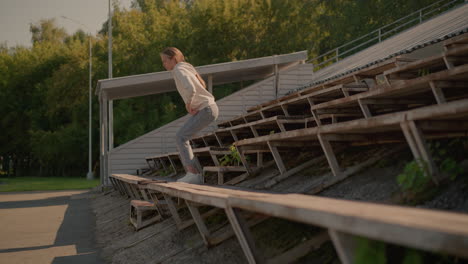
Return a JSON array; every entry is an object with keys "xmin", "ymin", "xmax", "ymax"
[{"xmin": 186, "ymin": 103, "xmax": 198, "ymax": 115}]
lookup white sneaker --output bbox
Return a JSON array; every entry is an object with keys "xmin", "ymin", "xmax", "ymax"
[{"xmin": 177, "ymin": 172, "xmax": 203, "ymax": 184}]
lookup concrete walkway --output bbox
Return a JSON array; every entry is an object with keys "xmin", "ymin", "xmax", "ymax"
[{"xmin": 0, "ymin": 190, "xmax": 103, "ymax": 264}]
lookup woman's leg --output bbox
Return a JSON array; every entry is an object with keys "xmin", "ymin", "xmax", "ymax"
[{"xmin": 176, "ymin": 105, "xmax": 219, "ymax": 174}]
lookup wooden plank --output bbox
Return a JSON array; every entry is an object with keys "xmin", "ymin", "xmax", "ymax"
[
  {"xmin": 225, "ymin": 206, "xmax": 264, "ymax": 264},
  {"xmin": 228, "ymin": 193, "xmax": 468, "ymax": 258},
  {"xmin": 267, "ymin": 141, "xmax": 287, "ymax": 174},
  {"xmin": 230, "ymin": 130, "xmax": 239, "ymax": 142},
  {"xmin": 329, "ymin": 229, "xmax": 357, "ymax": 264},
  {"xmin": 359, "ymin": 98, "xmax": 433, "ymax": 105},
  {"xmin": 443, "ymin": 56, "xmax": 455, "ymax": 70},
  {"xmin": 429, "ymin": 81, "xmax": 447, "ymax": 104},
  {"xmin": 317, "ymin": 133, "xmax": 341, "ymax": 176},
  {"xmin": 148, "ymin": 182, "xmax": 230, "ymax": 208},
  {"xmin": 443, "ymin": 33, "xmax": 468, "ymax": 47},
  {"xmin": 163, "ymin": 194, "xmax": 184, "ymax": 228},
  {"xmin": 418, "ymin": 120, "xmax": 468, "ymax": 131},
  {"xmin": 117, "ymin": 180, "xmax": 131, "ymax": 198},
  {"xmin": 321, "ymin": 134, "xmax": 370, "ymax": 142},
  {"xmin": 167, "ymin": 156, "xmax": 178, "ymax": 173},
  {"xmin": 109, "ymin": 177, "xmax": 124, "ymax": 195},
  {"xmin": 124, "ymin": 182, "xmax": 137, "ymax": 199},
  {"xmin": 408, "ymin": 121, "xmax": 438, "ymax": 180},
  {"xmin": 312, "ymin": 64, "xmax": 468, "ymax": 116},
  {"xmin": 203, "ymin": 166, "xmax": 247, "ymax": 172},
  {"xmin": 280, "ymin": 104, "xmax": 290, "ymax": 116},
  {"xmin": 276, "ymin": 120, "xmax": 286, "ymax": 132},
  {"xmin": 316, "ymin": 108, "xmax": 363, "ymax": 115},
  {"xmin": 130, "ymin": 184, "xmax": 143, "ymax": 200},
  {"xmin": 267, "ymin": 231, "xmax": 329, "ymax": 264},
  {"xmin": 358, "ymin": 99, "xmax": 372, "ymax": 118},
  {"xmin": 186, "ymin": 201, "xmax": 212, "ymax": 246},
  {"xmin": 250, "ymin": 125, "xmax": 260, "ymax": 137},
  {"xmin": 400, "ymin": 121, "xmax": 424, "ymax": 163},
  {"xmin": 235, "ymin": 99, "xmax": 468, "ymax": 148},
  {"xmin": 268, "ymin": 141, "xmax": 319, "ymax": 148}
]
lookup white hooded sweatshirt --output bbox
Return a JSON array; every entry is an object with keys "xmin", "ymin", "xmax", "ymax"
[{"xmin": 172, "ymin": 62, "xmax": 216, "ymax": 111}]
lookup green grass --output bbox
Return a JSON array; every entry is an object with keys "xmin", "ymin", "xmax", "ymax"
[{"xmin": 0, "ymin": 177, "xmax": 100, "ymax": 192}]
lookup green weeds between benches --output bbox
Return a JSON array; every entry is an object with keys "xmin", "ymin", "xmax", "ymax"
[{"xmin": 0, "ymin": 177, "xmax": 100, "ymax": 192}]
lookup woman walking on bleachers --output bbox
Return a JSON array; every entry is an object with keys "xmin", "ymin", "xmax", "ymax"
[{"xmin": 160, "ymin": 47, "xmax": 219, "ymax": 184}]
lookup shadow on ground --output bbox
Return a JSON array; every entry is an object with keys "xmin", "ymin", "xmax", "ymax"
[{"xmin": 0, "ymin": 191, "xmax": 103, "ymax": 264}]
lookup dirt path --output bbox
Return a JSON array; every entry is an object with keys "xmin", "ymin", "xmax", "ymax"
[{"xmin": 0, "ymin": 190, "xmax": 103, "ymax": 264}]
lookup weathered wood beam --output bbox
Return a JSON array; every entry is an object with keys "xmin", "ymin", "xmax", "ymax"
[
  {"xmin": 418, "ymin": 120, "xmax": 468, "ymax": 131},
  {"xmin": 267, "ymin": 231, "xmax": 329, "ymax": 264},
  {"xmin": 358, "ymin": 99, "xmax": 372, "ymax": 118},
  {"xmin": 359, "ymin": 98, "xmax": 433, "ymax": 105},
  {"xmin": 429, "ymin": 81, "xmax": 447, "ymax": 104},
  {"xmin": 268, "ymin": 141, "xmax": 320, "ymax": 148},
  {"xmin": 408, "ymin": 121, "xmax": 439, "ymax": 182},
  {"xmin": 186, "ymin": 201, "xmax": 212, "ymax": 246},
  {"xmin": 225, "ymin": 206, "xmax": 264, "ymax": 264},
  {"xmin": 317, "ymin": 108, "xmax": 362, "ymax": 115},
  {"xmin": 329, "ymin": 229, "xmax": 357, "ymax": 264},
  {"xmin": 317, "ymin": 133, "xmax": 341, "ymax": 176},
  {"xmin": 267, "ymin": 141, "xmax": 287, "ymax": 174}
]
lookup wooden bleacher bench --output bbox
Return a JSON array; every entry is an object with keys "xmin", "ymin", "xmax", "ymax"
[
  {"xmin": 443, "ymin": 32, "xmax": 468, "ymax": 51},
  {"xmin": 143, "ymin": 181, "xmax": 468, "ymax": 263},
  {"xmin": 110, "ymin": 174, "xmax": 170, "ymax": 230},
  {"xmin": 129, "ymin": 199, "xmax": 162, "ymax": 230},
  {"xmin": 235, "ymin": 98, "xmax": 468, "ymax": 180},
  {"xmin": 244, "ymin": 55, "xmax": 416, "ymax": 114},
  {"xmin": 310, "ymin": 63, "xmax": 468, "ymax": 122},
  {"xmin": 218, "ymin": 83, "xmax": 369, "ymax": 130},
  {"xmin": 384, "ymin": 44, "xmax": 468, "ymax": 82}
]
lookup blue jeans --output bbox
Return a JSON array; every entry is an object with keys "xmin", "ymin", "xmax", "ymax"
[{"xmin": 176, "ymin": 104, "xmax": 219, "ymax": 170}]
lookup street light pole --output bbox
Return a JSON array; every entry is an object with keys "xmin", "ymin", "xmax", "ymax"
[
  {"xmin": 108, "ymin": 0, "xmax": 112, "ymax": 79},
  {"xmin": 61, "ymin": 16, "xmax": 94, "ymax": 180},
  {"xmin": 87, "ymin": 32, "xmax": 93, "ymax": 180},
  {"xmin": 108, "ymin": 0, "xmax": 114, "ymax": 150}
]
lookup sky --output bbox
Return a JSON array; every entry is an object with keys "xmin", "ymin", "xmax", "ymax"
[{"xmin": 0, "ymin": 0, "xmax": 133, "ymax": 47}]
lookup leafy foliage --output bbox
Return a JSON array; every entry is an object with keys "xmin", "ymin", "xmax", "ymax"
[
  {"xmin": 397, "ymin": 159, "xmax": 430, "ymax": 193},
  {"xmin": 354, "ymin": 237, "xmax": 387, "ymax": 264},
  {"xmin": 219, "ymin": 145, "xmax": 242, "ymax": 166},
  {"xmin": 397, "ymin": 139, "xmax": 465, "ymax": 195}
]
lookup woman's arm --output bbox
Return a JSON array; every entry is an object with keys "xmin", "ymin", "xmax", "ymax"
[
  {"xmin": 174, "ymin": 66, "xmax": 200, "ymax": 114},
  {"xmin": 185, "ymin": 102, "xmax": 198, "ymax": 115}
]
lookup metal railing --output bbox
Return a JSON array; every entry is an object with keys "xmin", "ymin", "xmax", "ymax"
[{"xmin": 308, "ymin": 0, "xmax": 465, "ymax": 70}]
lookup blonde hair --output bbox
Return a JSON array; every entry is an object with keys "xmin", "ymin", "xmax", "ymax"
[{"xmin": 161, "ymin": 47, "xmax": 206, "ymax": 89}]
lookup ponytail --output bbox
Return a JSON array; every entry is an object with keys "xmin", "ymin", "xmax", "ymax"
[
  {"xmin": 195, "ymin": 73, "xmax": 207, "ymax": 89},
  {"xmin": 161, "ymin": 47, "xmax": 207, "ymax": 90}
]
